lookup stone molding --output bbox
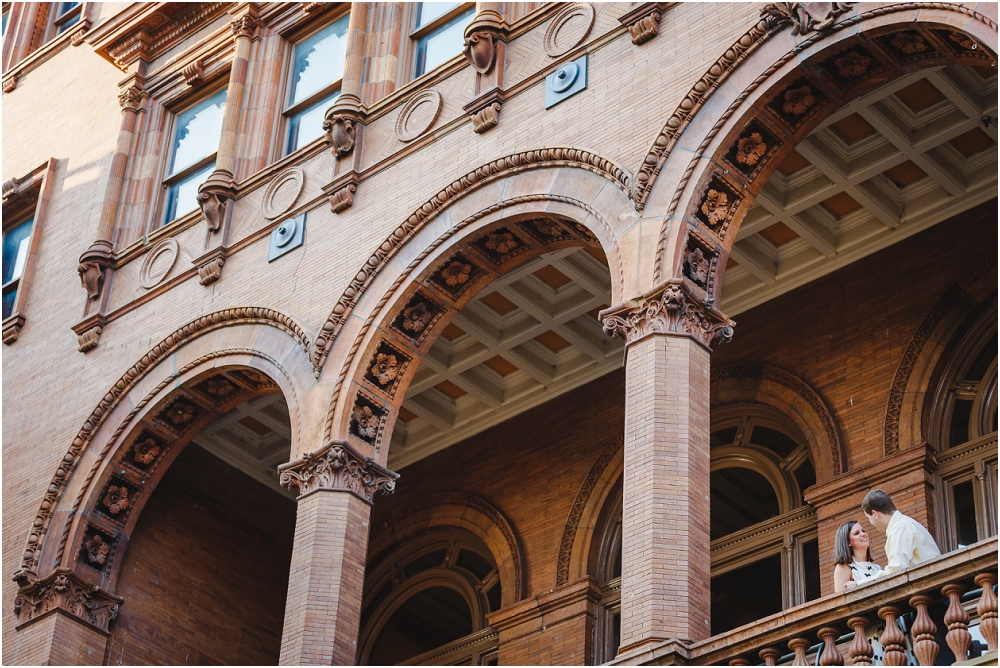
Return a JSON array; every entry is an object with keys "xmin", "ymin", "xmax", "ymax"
[
  {"xmin": 311, "ymin": 148, "xmax": 632, "ymax": 373},
  {"xmin": 278, "ymin": 440, "xmax": 398, "ymax": 504},
  {"xmin": 556, "ymin": 435, "xmax": 623, "ymax": 586},
  {"xmin": 13, "ymin": 570, "xmax": 123, "ymax": 635},
  {"xmin": 803, "ymin": 442, "xmax": 935, "ymax": 511},
  {"xmin": 13, "ymin": 308, "xmax": 310, "ymax": 584},
  {"xmin": 600, "ymin": 279, "xmax": 734, "ymax": 350},
  {"xmin": 486, "ymin": 576, "xmax": 601, "ymax": 637}
]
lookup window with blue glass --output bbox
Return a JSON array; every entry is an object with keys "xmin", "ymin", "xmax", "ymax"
[
  {"xmin": 411, "ymin": 3, "xmax": 474, "ymax": 79},
  {"xmin": 162, "ymin": 89, "xmax": 227, "ymax": 225},
  {"xmin": 284, "ymin": 13, "xmax": 350, "ymax": 156},
  {"xmin": 2, "ymin": 217, "xmax": 33, "ymax": 321},
  {"xmin": 51, "ymin": 2, "xmax": 81, "ymax": 37}
]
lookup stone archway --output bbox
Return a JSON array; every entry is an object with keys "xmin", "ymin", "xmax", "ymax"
[{"xmin": 12, "ymin": 310, "xmax": 316, "ymax": 651}]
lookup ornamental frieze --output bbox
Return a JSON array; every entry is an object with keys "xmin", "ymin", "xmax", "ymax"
[
  {"xmin": 601, "ymin": 279, "xmax": 734, "ymax": 349},
  {"xmin": 278, "ymin": 440, "xmax": 398, "ymax": 504}
]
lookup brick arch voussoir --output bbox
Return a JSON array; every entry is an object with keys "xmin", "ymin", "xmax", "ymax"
[
  {"xmin": 13, "ymin": 309, "xmax": 312, "ymax": 590},
  {"xmin": 369, "ymin": 493, "xmax": 526, "ymax": 606},
  {"xmin": 641, "ymin": 4, "xmax": 997, "ymax": 293},
  {"xmin": 712, "ymin": 364, "xmax": 845, "ymax": 481},
  {"xmin": 555, "ymin": 434, "xmax": 624, "ymax": 587},
  {"xmin": 321, "ymin": 188, "xmax": 627, "ymax": 459}
]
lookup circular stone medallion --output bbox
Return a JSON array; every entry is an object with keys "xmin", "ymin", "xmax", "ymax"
[
  {"xmin": 261, "ymin": 167, "xmax": 305, "ymax": 220},
  {"xmin": 395, "ymin": 90, "xmax": 443, "ymax": 143},
  {"xmin": 139, "ymin": 239, "xmax": 179, "ymax": 289},
  {"xmin": 543, "ymin": 3, "xmax": 595, "ymax": 57}
]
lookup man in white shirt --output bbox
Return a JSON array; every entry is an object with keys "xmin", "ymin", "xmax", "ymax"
[{"xmin": 862, "ymin": 488, "xmax": 941, "ymax": 577}]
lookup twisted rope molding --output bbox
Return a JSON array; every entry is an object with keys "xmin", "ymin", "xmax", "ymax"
[
  {"xmin": 555, "ymin": 434, "xmax": 623, "ymax": 586},
  {"xmin": 310, "ymin": 148, "xmax": 633, "ymax": 374},
  {"xmin": 648, "ymin": 2, "xmax": 999, "ymax": 282},
  {"xmin": 14, "ymin": 308, "xmax": 310, "ymax": 584},
  {"xmin": 322, "ymin": 193, "xmax": 623, "ymax": 443},
  {"xmin": 370, "ymin": 492, "xmax": 526, "ymax": 602},
  {"xmin": 54, "ymin": 348, "xmax": 294, "ymax": 572}
]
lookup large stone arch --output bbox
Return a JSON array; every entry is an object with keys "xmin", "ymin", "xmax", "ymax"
[
  {"xmin": 711, "ymin": 364, "xmax": 845, "ymax": 482},
  {"xmin": 368, "ymin": 493, "xmax": 526, "ymax": 607},
  {"xmin": 314, "ymin": 157, "xmax": 636, "ymax": 465},
  {"xmin": 12, "ymin": 309, "xmax": 316, "ymax": 635},
  {"xmin": 635, "ymin": 3, "xmax": 997, "ymax": 297}
]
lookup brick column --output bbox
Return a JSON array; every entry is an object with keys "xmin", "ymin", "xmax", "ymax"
[
  {"xmin": 277, "ymin": 440, "xmax": 398, "ymax": 665},
  {"xmin": 601, "ymin": 280, "xmax": 734, "ymax": 652}
]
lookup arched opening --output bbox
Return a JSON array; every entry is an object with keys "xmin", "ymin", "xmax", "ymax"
[
  {"xmin": 97, "ymin": 366, "xmax": 297, "ymax": 665},
  {"xmin": 360, "ymin": 529, "xmax": 501, "ymax": 665}
]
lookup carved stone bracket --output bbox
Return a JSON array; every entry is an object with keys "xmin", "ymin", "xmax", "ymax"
[
  {"xmin": 181, "ymin": 60, "xmax": 204, "ymax": 87},
  {"xmin": 464, "ymin": 30, "xmax": 499, "ymax": 74},
  {"xmin": 761, "ymin": 2, "xmax": 856, "ymax": 36},
  {"xmin": 69, "ymin": 18, "xmax": 92, "ymax": 47},
  {"xmin": 77, "ymin": 259, "xmax": 107, "ymax": 301},
  {"xmin": 278, "ymin": 440, "xmax": 399, "ymax": 504},
  {"xmin": 464, "ymin": 88, "xmax": 504, "ymax": 135},
  {"xmin": 325, "ymin": 170, "xmax": 360, "ymax": 214},
  {"xmin": 3, "ymin": 314, "xmax": 26, "ymax": 345},
  {"xmin": 323, "ymin": 110, "xmax": 361, "ymax": 159},
  {"xmin": 618, "ymin": 3, "xmax": 674, "ymax": 46},
  {"xmin": 600, "ymin": 279, "xmax": 734, "ymax": 349},
  {"xmin": 194, "ymin": 247, "xmax": 227, "ymax": 286},
  {"xmin": 13, "ymin": 569, "xmax": 123, "ymax": 635},
  {"xmin": 72, "ymin": 314, "xmax": 105, "ymax": 353},
  {"xmin": 196, "ymin": 170, "xmax": 236, "ymax": 234},
  {"xmin": 3, "ymin": 72, "xmax": 21, "ymax": 94}
]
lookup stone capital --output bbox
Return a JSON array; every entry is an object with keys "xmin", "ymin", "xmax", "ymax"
[
  {"xmin": 230, "ymin": 14, "xmax": 260, "ymax": 40},
  {"xmin": 600, "ymin": 279, "xmax": 734, "ymax": 350},
  {"xmin": 13, "ymin": 569, "xmax": 123, "ymax": 635},
  {"xmin": 278, "ymin": 440, "xmax": 399, "ymax": 504},
  {"xmin": 117, "ymin": 85, "xmax": 143, "ymax": 112}
]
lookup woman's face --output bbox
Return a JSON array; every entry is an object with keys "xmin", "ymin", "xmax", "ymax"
[{"xmin": 848, "ymin": 523, "xmax": 869, "ymax": 552}]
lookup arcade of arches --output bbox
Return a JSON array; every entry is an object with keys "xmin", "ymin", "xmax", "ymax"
[{"xmin": 4, "ymin": 3, "xmax": 998, "ymax": 667}]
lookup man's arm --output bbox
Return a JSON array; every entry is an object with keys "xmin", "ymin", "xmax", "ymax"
[{"xmin": 881, "ymin": 522, "xmax": 917, "ymax": 577}]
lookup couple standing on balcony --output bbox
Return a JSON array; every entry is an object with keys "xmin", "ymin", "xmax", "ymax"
[{"xmin": 832, "ymin": 489, "xmax": 945, "ymax": 665}]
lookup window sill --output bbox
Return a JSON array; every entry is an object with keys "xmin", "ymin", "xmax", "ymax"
[{"xmin": 2, "ymin": 17, "xmax": 91, "ymax": 92}]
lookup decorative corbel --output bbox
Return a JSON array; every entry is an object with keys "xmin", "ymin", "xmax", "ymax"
[
  {"xmin": 72, "ymin": 313, "xmax": 105, "ymax": 353},
  {"xmin": 69, "ymin": 17, "xmax": 92, "ymax": 47},
  {"xmin": 3, "ymin": 314, "xmax": 26, "ymax": 345},
  {"xmin": 462, "ymin": 7, "xmax": 508, "ymax": 135},
  {"xmin": 3, "ymin": 72, "xmax": 21, "ymax": 94},
  {"xmin": 195, "ymin": 249, "xmax": 227, "ymax": 286},
  {"xmin": 196, "ymin": 172, "xmax": 236, "ymax": 235},
  {"xmin": 181, "ymin": 59, "xmax": 204, "ymax": 87},
  {"xmin": 323, "ymin": 112, "xmax": 359, "ymax": 159},
  {"xmin": 618, "ymin": 3, "xmax": 674, "ymax": 46},
  {"xmin": 464, "ymin": 88, "xmax": 504, "ymax": 134},
  {"xmin": 77, "ymin": 261, "xmax": 106, "ymax": 301},
  {"xmin": 324, "ymin": 170, "xmax": 360, "ymax": 214},
  {"xmin": 464, "ymin": 31, "xmax": 498, "ymax": 74}
]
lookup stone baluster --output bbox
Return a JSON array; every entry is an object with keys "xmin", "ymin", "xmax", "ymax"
[
  {"xmin": 942, "ymin": 584, "xmax": 972, "ymax": 663},
  {"xmin": 878, "ymin": 606, "xmax": 908, "ymax": 666},
  {"xmin": 789, "ymin": 638, "xmax": 811, "ymax": 666},
  {"xmin": 818, "ymin": 626, "xmax": 845, "ymax": 666},
  {"xmin": 847, "ymin": 616, "xmax": 874, "ymax": 666},
  {"xmin": 759, "ymin": 647, "xmax": 781, "ymax": 666},
  {"xmin": 909, "ymin": 595, "xmax": 939, "ymax": 665},
  {"xmin": 975, "ymin": 573, "xmax": 998, "ymax": 651},
  {"xmin": 728, "ymin": 658, "xmax": 750, "ymax": 666}
]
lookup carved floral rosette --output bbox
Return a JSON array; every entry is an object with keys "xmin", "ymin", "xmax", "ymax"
[
  {"xmin": 601, "ymin": 279, "xmax": 734, "ymax": 349},
  {"xmin": 13, "ymin": 570, "xmax": 123, "ymax": 634},
  {"xmin": 278, "ymin": 440, "xmax": 398, "ymax": 504}
]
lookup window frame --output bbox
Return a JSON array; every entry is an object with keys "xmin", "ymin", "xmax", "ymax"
[
  {"xmin": 49, "ymin": 2, "xmax": 82, "ymax": 40},
  {"xmin": 157, "ymin": 84, "xmax": 229, "ymax": 229},
  {"xmin": 402, "ymin": 2, "xmax": 475, "ymax": 83},
  {"xmin": 1, "ymin": 158, "xmax": 57, "ymax": 345},
  {"xmin": 279, "ymin": 10, "xmax": 352, "ymax": 159}
]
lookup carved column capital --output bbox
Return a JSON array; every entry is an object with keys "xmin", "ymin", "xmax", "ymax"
[
  {"xmin": 13, "ymin": 569, "xmax": 123, "ymax": 634},
  {"xmin": 230, "ymin": 14, "xmax": 260, "ymax": 40},
  {"xmin": 278, "ymin": 440, "xmax": 399, "ymax": 504},
  {"xmin": 117, "ymin": 85, "xmax": 143, "ymax": 112},
  {"xmin": 600, "ymin": 279, "xmax": 734, "ymax": 350}
]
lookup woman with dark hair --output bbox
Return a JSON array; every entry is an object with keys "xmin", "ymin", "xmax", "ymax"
[{"xmin": 833, "ymin": 520, "xmax": 881, "ymax": 593}]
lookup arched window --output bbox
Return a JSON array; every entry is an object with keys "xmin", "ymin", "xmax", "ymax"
[
  {"xmin": 359, "ymin": 530, "xmax": 501, "ymax": 665},
  {"xmin": 709, "ymin": 405, "xmax": 821, "ymax": 635},
  {"xmin": 592, "ymin": 482, "xmax": 622, "ymax": 665},
  {"xmin": 929, "ymin": 309, "xmax": 998, "ymax": 552}
]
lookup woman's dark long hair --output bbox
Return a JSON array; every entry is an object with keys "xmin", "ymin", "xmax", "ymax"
[{"xmin": 834, "ymin": 520, "xmax": 873, "ymax": 565}]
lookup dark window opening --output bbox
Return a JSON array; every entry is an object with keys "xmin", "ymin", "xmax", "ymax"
[
  {"xmin": 456, "ymin": 549, "xmax": 493, "ymax": 580},
  {"xmin": 403, "ymin": 549, "xmax": 448, "ymax": 579},
  {"xmin": 793, "ymin": 459, "xmax": 817, "ymax": 502},
  {"xmin": 710, "ymin": 554, "xmax": 783, "ymax": 635},
  {"xmin": 369, "ymin": 586, "xmax": 473, "ymax": 665},
  {"xmin": 965, "ymin": 334, "xmax": 997, "ymax": 381},
  {"xmin": 949, "ymin": 399, "xmax": 974, "ymax": 447},
  {"xmin": 486, "ymin": 582, "xmax": 501, "ymax": 613},
  {"xmin": 803, "ymin": 539, "xmax": 821, "ymax": 601},
  {"xmin": 711, "ymin": 468, "xmax": 781, "ymax": 540},
  {"xmin": 711, "ymin": 427, "xmax": 739, "ymax": 449},
  {"xmin": 953, "ymin": 480, "xmax": 978, "ymax": 547},
  {"xmin": 361, "ymin": 581, "xmax": 394, "ymax": 630},
  {"xmin": 612, "ymin": 539, "xmax": 622, "ymax": 579},
  {"xmin": 751, "ymin": 426, "xmax": 799, "ymax": 459},
  {"xmin": 612, "ymin": 612, "xmax": 621, "ymax": 658}
]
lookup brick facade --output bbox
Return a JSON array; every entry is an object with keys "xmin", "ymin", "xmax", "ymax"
[{"xmin": 2, "ymin": 1, "xmax": 996, "ymax": 665}]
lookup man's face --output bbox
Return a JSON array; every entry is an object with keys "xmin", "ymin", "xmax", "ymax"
[{"xmin": 865, "ymin": 510, "xmax": 888, "ymax": 532}]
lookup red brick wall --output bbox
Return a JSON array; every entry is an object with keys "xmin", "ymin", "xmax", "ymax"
[{"xmin": 106, "ymin": 445, "xmax": 295, "ymax": 666}]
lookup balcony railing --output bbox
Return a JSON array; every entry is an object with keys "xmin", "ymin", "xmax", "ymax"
[{"xmin": 614, "ymin": 537, "xmax": 997, "ymax": 665}]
